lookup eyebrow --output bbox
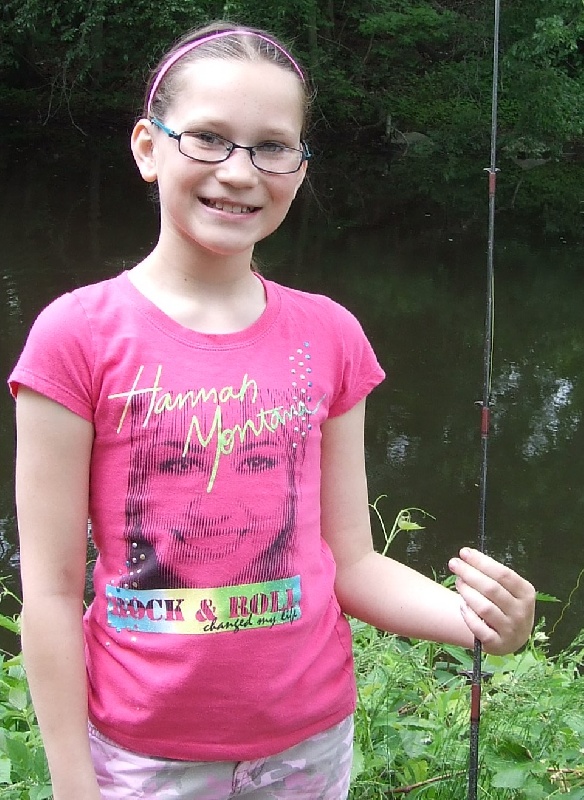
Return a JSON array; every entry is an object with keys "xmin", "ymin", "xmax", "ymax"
[
  {"xmin": 179, "ymin": 119, "xmax": 299, "ymax": 140},
  {"xmin": 239, "ymin": 438, "xmax": 280, "ymax": 453},
  {"xmin": 158, "ymin": 436, "xmax": 280, "ymax": 455},
  {"xmin": 159, "ymin": 438, "xmax": 204, "ymax": 455}
]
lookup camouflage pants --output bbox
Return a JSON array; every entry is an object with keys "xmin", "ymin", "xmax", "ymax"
[{"xmin": 88, "ymin": 716, "xmax": 353, "ymax": 799}]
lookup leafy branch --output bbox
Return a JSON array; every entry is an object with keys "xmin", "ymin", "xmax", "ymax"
[{"xmin": 369, "ymin": 495, "xmax": 436, "ymax": 556}]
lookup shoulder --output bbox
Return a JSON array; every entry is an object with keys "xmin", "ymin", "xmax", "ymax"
[
  {"xmin": 68, "ymin": 273, "xmax": 127, "ymax": 316},
  {"xmin": 267, "ymin": 279, "xmax": 366, "ymax": 334},
  {"xmin": 9, "ymin": 274, "xmax": 128, "ymax": 413},
  {"xmin": 264, "ymin": 279, "xmax": 385, "ymax": 416},
  {"xmin": 31, "ymin": 273, "xmax": 125, "ymax": 330}
]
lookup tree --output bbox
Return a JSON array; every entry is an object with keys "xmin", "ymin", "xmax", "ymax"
[{"xmin": 1, "ymin": 0, "xmax": 583, "ymax": 231}]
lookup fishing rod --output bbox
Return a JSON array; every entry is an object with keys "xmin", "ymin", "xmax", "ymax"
[{"xmin": 467, "ymin": 0, "xmax": 501, "ymax": 798}]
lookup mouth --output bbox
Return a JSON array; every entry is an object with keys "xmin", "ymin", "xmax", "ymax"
[
  {"xmin": 171, "ymin": 525, "xmax": 252, "ymax": 561},
  {"xmin": 201, "ymin": 198, "xmax": 260, "ymax": 215}
]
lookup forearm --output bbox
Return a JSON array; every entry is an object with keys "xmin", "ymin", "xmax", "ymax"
[
  {"xmin": 14, "ymin": 390, "xmax": 99, "ymax": 797},
  {"xmin": 335, "ymin": 550, "xmax": 474, "ymax": 648},
  {"xmin": 320, "ymin": 403, "xmax": 535, "ymax": 655},
  {"xmin": 21, "ymin": 597, "xmax": 101, "ymax": 800}
]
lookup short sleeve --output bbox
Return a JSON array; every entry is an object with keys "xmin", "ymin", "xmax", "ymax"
[
  {"xmin": 327, "ymin": 301, "xmax": 385, "ymax": 418},
  {"xmin": 8, "ymin": 293, "xmax": 95, "ymax": 422}
]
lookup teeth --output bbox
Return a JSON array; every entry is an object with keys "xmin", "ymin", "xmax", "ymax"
[{"xmin": 206, "ymin": 200, "xmax": 255, "ymax": 214}]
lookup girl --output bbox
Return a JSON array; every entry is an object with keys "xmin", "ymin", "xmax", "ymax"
[{"xmin": 9, "ymin": 21, "xmax": 535, "ymax": 800}]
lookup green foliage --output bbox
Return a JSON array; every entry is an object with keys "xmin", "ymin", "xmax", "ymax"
[
  {"xmin": 501, "ymin": 2, "xmax": 584, "ymax": 153},
  {"xmin": 369, "ymin": 497, "xmax": 435, "ymax": 556},
  {"xmin": 1, "ymin": 0, "xmax": 582, "ymax": 141},
  {"xmin": 348, "ymin": 503, "xmax": 584, "ymax": 797},
  {"xmin": 0, "ymin": 584, "xmax": 51, "ymax": 800},
  {"xmin": 2, "ymin": 544, "xmax": 584, "ymax": 799},
  {"xmin": 359, "ymin": 3, "xmax": 460, "ymax": 54},
  {"xmin": 349, "ymin": 625, "xmax": 584, "ymax": 798},
  {"xmin": 1, "ymin": 0, "xmax": 583, "ymax": 231}
]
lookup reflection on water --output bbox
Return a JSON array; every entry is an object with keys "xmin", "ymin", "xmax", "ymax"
[{"xmin": 1, "ymin": 135, "xmax": 583, "ymax": 652}]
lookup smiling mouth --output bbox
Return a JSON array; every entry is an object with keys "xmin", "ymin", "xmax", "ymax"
[{"xmin": 201, "ymin": 198, "xmax": 260, "ymax": 215}]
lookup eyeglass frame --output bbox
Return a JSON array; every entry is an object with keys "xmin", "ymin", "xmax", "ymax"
[{"xmin": 149, "ymin": 117, "xmax": 311, "ymax": 175}]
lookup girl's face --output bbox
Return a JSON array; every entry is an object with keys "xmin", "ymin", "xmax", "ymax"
[
  {"xmin": 123, "ymin": 396, "xmax": 298, "ymax": 588},
  {"xmin": 134, "ymin": 58, "xmax": 307, "ymax": 261}
]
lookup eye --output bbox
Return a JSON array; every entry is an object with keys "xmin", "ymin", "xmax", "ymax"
[
  {"xmin": 159, "ymin": 456, "xmax": 185, "ymax": 474},
  {"xmin": 188, "ymin": 131, "xmax": 228, "ymax": 149},
  {"xmin": 159, "ymin": 456, "xmax": 190, "ymax": 474},
  {"xmin": 158, "ymin": 453, "xmax": 206, "ymax": 474},
  {"xmin": 254, "ymin": 141, "xmax": 288, "ymax": 155},
  {"xmin": 237, "ymin": 454, "xmax": 279, "ymax": 474}
]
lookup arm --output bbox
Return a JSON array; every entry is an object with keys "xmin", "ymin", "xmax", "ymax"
[
  {"xmin": 15, "ymin": 388, "xmax": 102, "ymax": 800},
  {"xmin": 320, "ymin": 399, "xmax": 535, "ymax": 655}
]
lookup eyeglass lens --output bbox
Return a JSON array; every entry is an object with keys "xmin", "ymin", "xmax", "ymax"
[{"xmin": 179, "ymin": 133, "xmax": 304, "ymax": 173}]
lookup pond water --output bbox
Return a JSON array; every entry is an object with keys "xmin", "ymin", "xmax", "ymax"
[{"xmin": 1, "ymin": 133, "xmax": 583, "ymax": 653}]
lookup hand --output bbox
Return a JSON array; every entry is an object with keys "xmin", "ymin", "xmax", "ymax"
[{"xmin": 448, "ymin": 547, "xmax": 536, "ymax": 655}]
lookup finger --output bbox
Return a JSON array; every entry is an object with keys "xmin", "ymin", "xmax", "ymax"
[
  {"xmin": 454, "ymin": 548, "xmax": 535, "ymax": 600},
  {"xmin": 449, "ymin": 555, "xmax": 515, "ymax": 614},
  {"xmin": 459, "ymin": 600, "xmax": 505, "ymax": 654},
  {"xmin": 456, "ymin": 579, "xmax": 536, "ymax": 655},
  {"xmin": 455, "ymin": 577, "xmax": 507, "ymax": 632},
  {"xmin": 449, "ymin": 548, "xmax": 536, "ymax": 655}
]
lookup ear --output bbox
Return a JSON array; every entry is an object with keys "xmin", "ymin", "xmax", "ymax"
[
  {"xmin": 131, "ymin": 119, "xmax": 158, "ymax": 183},
  {"xmin": 292, "ymin": 160, "xmax": 308, "ymax": 198}
]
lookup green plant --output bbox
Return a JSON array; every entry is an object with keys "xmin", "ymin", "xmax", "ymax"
[
  {"xmin": 369, "ymin": 497, "xmax": 435, "ymax": 556},
  {"xmin": 2, "ymin": 513, "xmax": 584, "ymax": 800},
  {"xmin": 349, "ymin": 505, "xmax": 584, "ymax": 799},
  {"xmin": 350, "ymin": 623, "xmax": 584, "ymax": 798},
  {"xmin": 0, "ymin": 581, "xmax": 51, "ymax": 800}
]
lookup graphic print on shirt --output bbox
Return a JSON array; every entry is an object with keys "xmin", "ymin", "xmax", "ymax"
[{"xmin": 105, "ymin": 343, "xmax": 324, "ymax": 635}]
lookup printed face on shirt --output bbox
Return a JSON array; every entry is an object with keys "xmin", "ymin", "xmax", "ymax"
[{"xmin": 122, "ymin": 390, "xmax": 304, "ymax": 589}]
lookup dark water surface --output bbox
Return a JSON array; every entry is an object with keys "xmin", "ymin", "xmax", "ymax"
[{"xmin": 1, "ymin": 135, "xmax": 583, "ymax": 652}]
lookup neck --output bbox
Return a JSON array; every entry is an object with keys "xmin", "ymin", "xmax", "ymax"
[
  {"xmin": 129, "ymin": 243, "xmax": 266, "ymax": 334},
  {"xmin": 148, "ymin": 232, "xmax": 256, "ymax": 286}
]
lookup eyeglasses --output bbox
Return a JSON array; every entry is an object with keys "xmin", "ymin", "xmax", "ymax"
[{"xmin": 150, "ymin": 117, "xmax": 311, "ymax": 175}]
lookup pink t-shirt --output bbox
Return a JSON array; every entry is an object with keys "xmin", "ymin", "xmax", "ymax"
[{"xmin": 9, "ymin": 272, "xmax": 385, "ymax": 761}]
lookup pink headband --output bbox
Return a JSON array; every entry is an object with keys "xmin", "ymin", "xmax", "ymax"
[{"xmin": 147, "ymin": 30, "xmax": 305, "ymax": 115}]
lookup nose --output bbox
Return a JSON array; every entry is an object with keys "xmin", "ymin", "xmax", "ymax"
[
  {"xmin": 194, "ymin": 466, "xmax": 250, "ymax": 528},
  {"xmin": 215, "ymin": 146, "xmax": 259, "ymax": 186}
]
